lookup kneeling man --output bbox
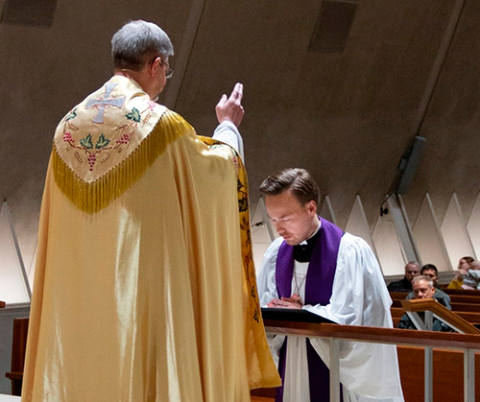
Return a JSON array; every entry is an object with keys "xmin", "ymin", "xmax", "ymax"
[{"xmin": 257, "ymin": 168, "xmax": 404, "ymax": 402}]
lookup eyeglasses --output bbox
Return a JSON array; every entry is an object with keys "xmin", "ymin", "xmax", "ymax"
[{"xmin": 159, "ymin": 59, "xmax": 175, "ymax": 79}]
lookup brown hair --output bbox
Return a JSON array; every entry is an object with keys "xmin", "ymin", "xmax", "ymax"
[
  {"xmin": 259, "ymin": 168, "xmax": 320, "ymax": 205},
  {"xmin": 421, "ymin": 264, "xmax": 438, "ymax": 274}
]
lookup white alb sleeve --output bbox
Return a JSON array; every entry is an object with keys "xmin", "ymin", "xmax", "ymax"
[
  {"xmin": 212, "ymin": 121, "xmax": 245, "ymax": 161},
  {"xmin": 256, "ymin": 237, "xmax": 283, "ymax": 306}
]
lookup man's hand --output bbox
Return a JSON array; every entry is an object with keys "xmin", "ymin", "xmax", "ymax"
[
  {"xmin": 266, "ymin": 294, "xmax": 303, "ymax": 309},
  {"xmin": 215, "ymin": 83, "xmax": 244, "ymax": 127}
]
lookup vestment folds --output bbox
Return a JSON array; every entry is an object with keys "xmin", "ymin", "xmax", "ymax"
[
  {"xmin": 22, "ymin": 77, "xmax": 279, "ymax": 401},
  {"xmin": 275, "ymin": 218, "xmax": 343, "ymax": 402},
  {"xmin": 257, "ymin": 228, "xmax": 404, "ymax": 402}
]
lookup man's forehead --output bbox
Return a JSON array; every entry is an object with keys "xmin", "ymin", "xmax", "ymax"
[
  {"xmin": 265, "ymin": 191, "xmax": 303, "ymax": 213},
  {"xmin": 406, "ymin": 264, "xmax": 420, "ymax": 271},
  {"xmin": 413, "ymin": 280, "xmax": 430, "ymax": 288},
  {"xmin": 266, "ymin": 211, "xmax": 294, "ymax": 220}
]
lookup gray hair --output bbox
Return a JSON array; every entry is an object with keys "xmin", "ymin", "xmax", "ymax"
[
  {"xmin": 111, "ymin": 20, "xmax": 174, "ymax": 71},
  {"xmin": 405, "ymin": 261, "xmax": 421, "ymax": 270},
  {"xmin": 412, "ymin": 275, "xmax": 434, "ymax": 288}
]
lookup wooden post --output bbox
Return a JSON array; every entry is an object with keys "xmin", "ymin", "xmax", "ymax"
[{"xmin": 5, "ymin": 318, "xmax": 29, "ymax": 396}]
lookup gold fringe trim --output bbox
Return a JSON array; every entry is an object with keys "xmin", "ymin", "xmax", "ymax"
[
  {"xmin": 52, "ymin": 110, "xmax": 193, "ymax": 214},
  {"xmin": 198, "ymin": 136, "xmax": 281, "ymax": 388}
]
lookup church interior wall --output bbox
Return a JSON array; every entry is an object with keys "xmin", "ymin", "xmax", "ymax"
[{"xmin": 1, "ymin": 0, "xmax": 480, "ymax": 282}]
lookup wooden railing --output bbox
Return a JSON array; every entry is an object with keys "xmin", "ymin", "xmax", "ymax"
[
  {"xmin": 391, "ymin": 306, "xmax": 480, "ymax": 326},
  {"xmin": 264, "ymin": 319, "xmax": 480, "ymax": 348},
  {"xmin": 401, "ymin": 298, "xmax": 480, "ymax": 334},
  {"xmin": 262, "ymin": 316, "xmax": 480, "ymax": 402},
  {"xmin": 5, "ymin": 318, "xmax": 29, "ymax": 396},
  {"xmin": 390, "ymin": 290, "xmax": 480, "ymax": 313},
  {"xmin": 390, "ymin": 290, "xmax": 480, "ymax": 305},
  {"xmin": 0, "ymin": 301, "xmax": 6, "ymax": 308},
  {"xmin": 443, "ymin": 288, "xmax": 480, "ymax": 296}
]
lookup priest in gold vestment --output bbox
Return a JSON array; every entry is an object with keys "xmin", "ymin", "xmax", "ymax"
[{"xmin": 22, "ymin": 20, "xmax": 279, "ymax": 401}]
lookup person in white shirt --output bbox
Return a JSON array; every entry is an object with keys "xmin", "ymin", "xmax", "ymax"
[{"xmin": 257, "ymin": 168, "xmax": 404, "ymax": 402}]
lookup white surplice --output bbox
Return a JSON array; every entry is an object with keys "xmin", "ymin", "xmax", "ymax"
[{"xmin": 257, "ymin": 231, "xmax": 404, "ymax": 402}]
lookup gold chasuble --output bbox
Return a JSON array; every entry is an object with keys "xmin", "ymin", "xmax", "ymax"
[{"xmin": 22, "ymin": 76, "xmax": 280, "ymax": 401}]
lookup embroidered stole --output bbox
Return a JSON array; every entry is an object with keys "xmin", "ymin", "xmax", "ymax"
[
  {"xmin": 275, "ymin": 217, "xmax": 343, "ymax": 402},
  {"xmin": 52, "ymin": 76, "xmax": 176, "ymax": 214}
]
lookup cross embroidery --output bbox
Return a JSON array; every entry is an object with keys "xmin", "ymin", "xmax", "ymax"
[{"xmin": 86, "ymin": 83, "xmax": 125, "ymax": 124}]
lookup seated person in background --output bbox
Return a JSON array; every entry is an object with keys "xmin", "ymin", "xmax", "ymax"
[
  {"xmin": 461, "ymin": 261, "xmax": 480, "ymax": 290},
  {"xmin": 406, "ymin": 264, "xmax": 451, "ymax": 309},
  {"xmin": 387, "ymin": 261, "xmax": 421, "ymax": 292},
  {"xmin": 398, "ymin": 276, "xmax": 453, "ymax": 332},
  {"xmin": 448, "ymin": 256, "xmax": 474, "ymax": 289}
]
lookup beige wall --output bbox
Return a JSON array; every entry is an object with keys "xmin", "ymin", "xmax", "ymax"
[{"xmin": 1, "ymin": 0, "xmax": 480, "ymax": 274}]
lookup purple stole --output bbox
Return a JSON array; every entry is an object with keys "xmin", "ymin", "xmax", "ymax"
[{"xmin": 275, "ymin": 217, "xmax": 343, "ymax": 402}]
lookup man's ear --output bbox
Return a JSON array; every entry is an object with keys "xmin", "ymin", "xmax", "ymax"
[
  {"xmin": 307, "ymin": 200, "xmax": 317, "ymax": 216},
  {"xmin": 148, "ymin": 57, "xmax": 161, "ymax": 76}
]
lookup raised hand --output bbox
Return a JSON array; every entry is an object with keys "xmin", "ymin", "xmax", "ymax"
[{"xmin": 215, "ymin": 82, "xmax": 244, "ymax": 127}]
